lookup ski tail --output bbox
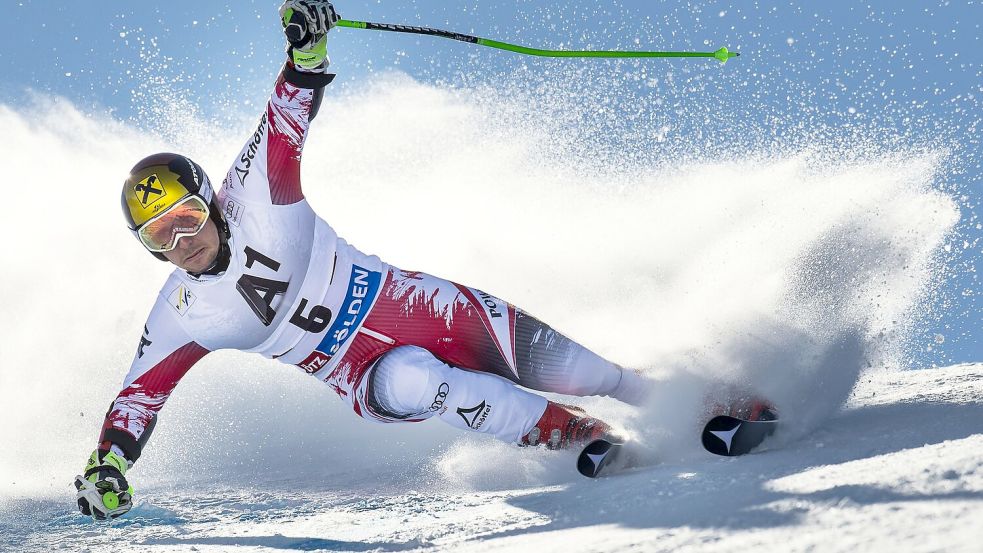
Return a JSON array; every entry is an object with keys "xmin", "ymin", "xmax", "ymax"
[
  {"xmin": 701, "ymin": 415, "xmax": 778, "ymax": 456},
  {"xmin": 577, "ymin": 438, "xmax": 636, "ymax": 478}
]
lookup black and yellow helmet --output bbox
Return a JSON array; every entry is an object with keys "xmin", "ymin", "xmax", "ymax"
[{"xmin": 121, "ymin": 153, "xmax": 227, "ymax": 261}]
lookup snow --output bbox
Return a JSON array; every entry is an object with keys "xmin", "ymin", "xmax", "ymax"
[
  {"xmin": 0, "ymin": 48, "xmax": 974, "ymax": 551},
  {"xmin": 1, "ymin": 364, "xmax": 980, "ymax": 552}
]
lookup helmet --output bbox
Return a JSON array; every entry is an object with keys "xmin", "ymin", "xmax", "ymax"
[{"xmin": 121, "ymin": 153, "xmax": 228, "ymax": 261}]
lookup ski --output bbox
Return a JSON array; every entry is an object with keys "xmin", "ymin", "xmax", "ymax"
[
  {"xmin": 577, "ymin": 438, "xmax": 634, "ymax": 478},
  {"xmin": 701, "ymin": 415, "xmax": 778, "ymax": 456}
]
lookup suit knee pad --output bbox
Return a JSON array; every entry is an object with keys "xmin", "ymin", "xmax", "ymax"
[
  {"xmin": 369, "ymin": 346, "xmax": 445, "ymax": 420},
  {"xmin": 368, "ymin": 345, "xmax": 548, "ymax": 443}
]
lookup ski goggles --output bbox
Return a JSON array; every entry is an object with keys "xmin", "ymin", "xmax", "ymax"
[{"xmin": 137, "ymin": 195, "xmax": 211, "ymax": 252}]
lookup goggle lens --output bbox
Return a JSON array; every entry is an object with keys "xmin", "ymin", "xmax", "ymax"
[{"xmin": 137, "ymin": 196, "xmax": 210, "ymax": 252}]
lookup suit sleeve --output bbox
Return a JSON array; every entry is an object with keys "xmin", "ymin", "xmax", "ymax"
[
  {"xmin": 222, "ymin": 62, "xmax": 335, "ymax": 206},
  {"xmin": 96, "ymin": 298, "xmax": 210, "ymax": 464}
]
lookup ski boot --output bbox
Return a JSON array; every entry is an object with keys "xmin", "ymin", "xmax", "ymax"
[
  {"xmin": 705, "ymin": 389, "xmax": 778, "ymax": 423},
  {"xmin": 724, "ymin": 396, "xmax": 778, "ymax": 422},
  {"xmin": 521, "ymin": 401, "xmax": 626, "ymax": 450}
]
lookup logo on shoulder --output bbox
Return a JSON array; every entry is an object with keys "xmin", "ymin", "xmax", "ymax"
[
  {"xmin": 224, "ymin": 197, "xmax": 245, "ymax": 227},
  {"xmin": 169, "ymin": 284, "xmax": 198, "ymax": 316}
]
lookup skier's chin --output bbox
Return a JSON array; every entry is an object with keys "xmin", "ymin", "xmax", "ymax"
[{"xmin": 178, "ymin": 245, "xmax": 217, "ymax": 273}]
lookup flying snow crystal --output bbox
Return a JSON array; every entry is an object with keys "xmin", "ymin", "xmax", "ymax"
[{"xmin": 0, "ymin": 2, "xmax": 978, "ymax": 549}]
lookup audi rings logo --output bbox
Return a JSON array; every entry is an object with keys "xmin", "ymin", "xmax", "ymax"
[{"xmin": 430, "ymin": 382, "xmax": 450, "ymax": 412}]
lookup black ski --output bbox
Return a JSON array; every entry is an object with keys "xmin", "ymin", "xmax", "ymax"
[
  {"xmin": 701, "ymin": 415, "xmax": 778, "ymax": 456},
  {"xmin": 577, "ymin": 439, "xmax": 633, "ymax": 478}
]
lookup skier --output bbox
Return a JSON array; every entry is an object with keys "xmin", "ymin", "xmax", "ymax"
[{"xmin": 75, "ymin": 0, "xmax": 652, "ymax": 520}]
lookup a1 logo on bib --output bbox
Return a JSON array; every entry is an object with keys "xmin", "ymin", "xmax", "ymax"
[{"xmin": 134, "ymin": 174, "xmax": 168, "ymax": 208}]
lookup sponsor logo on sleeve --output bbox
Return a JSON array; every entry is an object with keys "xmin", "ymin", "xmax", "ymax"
[
  {"xmin": 235, "ymin": 112, "xmax": 269, "ymax": 187},
  {"xmin": 168, "ymin": 284, "xmax": 198, "ymax": 317},
  {"xmin": 457, "ymin": 400, "xmax": 492, "ymax": 430},
  {"xmin": 137, "ymin": 325, "xmax": 152, "ymax": 358},
  {"xmin": 223, "ymin": 197, "xmax": 244, "ymax": 227}
]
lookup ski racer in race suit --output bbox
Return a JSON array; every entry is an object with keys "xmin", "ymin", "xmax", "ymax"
[{"xmin": 75, "ymin": 0, "xmax": 652, "ymax": 520}]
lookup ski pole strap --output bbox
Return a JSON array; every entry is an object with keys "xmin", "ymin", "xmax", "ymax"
[
  {"xmin": 282, "ymin": 64, "xmax": 336, "ymax": 89},
  {"xmin": 100, "ymin": 428, "xmax": 142, "ymax": 462},
  {"xmin": 336, "ymin": 19, "xmax": 739, "ymax": 63}
]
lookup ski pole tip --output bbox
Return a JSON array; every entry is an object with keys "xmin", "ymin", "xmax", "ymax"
[{"xmin": 714, "ymin": 47, "xmax": 739, "ymax": 63}]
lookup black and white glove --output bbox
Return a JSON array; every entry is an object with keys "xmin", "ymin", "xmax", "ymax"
[
  {"xmin": 74, "ymin": 449, "xmax": 134, "ymax": 521},
  {"xmin": 279, "ymin": 0, "xmax": 341, "ymax": 72}
]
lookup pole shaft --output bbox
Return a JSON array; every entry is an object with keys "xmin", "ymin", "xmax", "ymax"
[{"xmin": 336, "ymin": 19, "xmax": 738, "ymax": 61}]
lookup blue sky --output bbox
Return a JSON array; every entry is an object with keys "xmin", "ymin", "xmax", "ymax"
[
  {"xmin": 4, "ymin": 1, "xmax": 980, "ymax": 122},
  {"xmin": 1, "ymin": 0, "xmax": 980, "ymax": 363}
]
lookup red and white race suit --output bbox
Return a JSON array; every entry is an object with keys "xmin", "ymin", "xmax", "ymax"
[{"xmin": 97, "ymin": 64, "xmax": 643, "ymax": 463}]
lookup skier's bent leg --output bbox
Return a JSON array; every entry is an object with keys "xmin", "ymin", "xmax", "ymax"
[
  {"xmin": 368, "ymin": 346, "xmax": 621, "ymax": 448},
  {"xmin": 369, "ymin": 346, "xmax": 547, "ymax": 443},
  {"xmin": 513, "ymin": 312, "xmax": 651, "ymax": 405}
]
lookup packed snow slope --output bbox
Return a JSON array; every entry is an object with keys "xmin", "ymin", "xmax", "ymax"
[
  {"xmin": 0, "ymin": 67, "xmax": 975, "ymax": 551},
  {"xmin": 2, "ymin": 364, "xmax": 980, "ymax": 552}
]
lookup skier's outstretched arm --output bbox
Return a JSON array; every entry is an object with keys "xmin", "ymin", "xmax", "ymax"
[
  {"xmin": 75, "ymin": 297, "xmax": 209, "ymax": 520},
  {"xmin": 223, "ymin": 0, "xmax": 340, "ymax": 206}
]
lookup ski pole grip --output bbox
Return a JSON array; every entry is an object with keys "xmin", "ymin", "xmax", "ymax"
[{"xmin": 282, "ymin": 8, "xmax": 309, "ymax": 47}]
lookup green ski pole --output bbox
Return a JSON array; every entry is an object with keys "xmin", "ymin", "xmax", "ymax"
[{"xmin": 336, "ymin": 19, "xmax": 739, "ymax": 63}]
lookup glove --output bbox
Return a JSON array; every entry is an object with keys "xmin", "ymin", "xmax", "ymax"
[
  {"xmin": 74, "ymin": 449, "xmax": 134, "ymax": 521},
  {"xmin": 279, "ymin": 0, "xmax": 341, "ymax": 72}
]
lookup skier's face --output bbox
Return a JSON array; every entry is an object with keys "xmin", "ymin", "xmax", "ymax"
[{"xmin": 162, "ymin": 218, "xmax": 220, "ymax": 273}]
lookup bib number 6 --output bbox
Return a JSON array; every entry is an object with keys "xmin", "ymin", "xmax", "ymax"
[{"xmin": 237, "ymin": 246, "xmax": 332, "ymax": 331}]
